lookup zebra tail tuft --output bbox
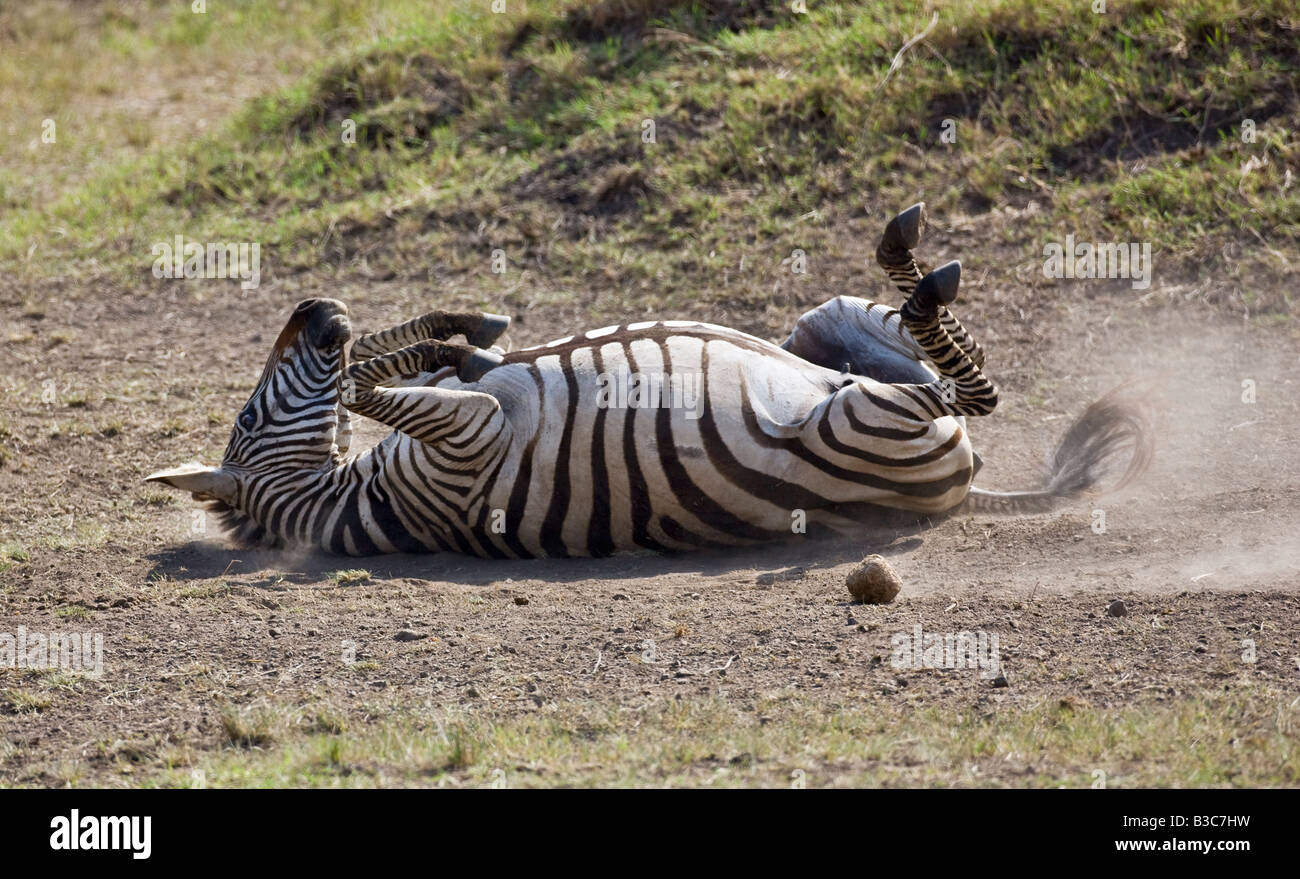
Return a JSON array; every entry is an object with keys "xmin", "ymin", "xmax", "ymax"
[{"xmin": 965, "ymin": 389, "xmax": 1154, "ymax": 515}]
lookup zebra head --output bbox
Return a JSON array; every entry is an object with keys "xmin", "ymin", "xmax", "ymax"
[{"xmin": 145, "ymin": 299, "xmax": 351, "ymax": 537}]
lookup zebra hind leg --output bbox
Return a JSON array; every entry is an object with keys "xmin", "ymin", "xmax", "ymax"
[
  {"xmin": 350, "ymin": 310, "xmax": 511, "ymax": 362},
  {"xmin": 876, "ymin": 202, "xmax": 929, "ymax": 292},
  {"xmin": 875, "ymin": 202, "xmax": 985, "ymax": 369},
  {"xmin": 897, "ymin": 260, "xmax": 999, "ymax": 418}
]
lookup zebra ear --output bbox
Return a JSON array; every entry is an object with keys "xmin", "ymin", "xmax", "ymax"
[{"xmin": 145, "ymin": 463, "xmax": 237, "ymax": 502}]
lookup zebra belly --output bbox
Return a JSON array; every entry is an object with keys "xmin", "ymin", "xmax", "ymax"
[{"xmin": 436, "ymin": 328, "xmax": 974, "ymax": 557}]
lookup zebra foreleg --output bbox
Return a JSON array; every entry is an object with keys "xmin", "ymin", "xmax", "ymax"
[
  {"xmin": 340, "ymin": 341, "xmax": 507, "ymax": 445},
  {"xmin": 350, "ymin": 310, "xmax": 511, "ymax": 362},
  {"xmin": 336, "ymin": 311, "xmax": 508, "ymax": 457},
  {"xmin": 894, "ymin": 261, "xmax": 999, "ymax": 418},
  {"xmin": 875, "ymin": 202, "xmax": 985, "ymax": 369}
]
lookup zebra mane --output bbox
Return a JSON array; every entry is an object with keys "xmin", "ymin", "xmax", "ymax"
[{"xmin": 202, "ymin": 499, "xmax": 281, "ymax": 549}]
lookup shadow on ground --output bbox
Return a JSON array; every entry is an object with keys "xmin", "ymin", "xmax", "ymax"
[{"xmin": 142, "ymin": 529, "xmax": 933, "ymax": 588}]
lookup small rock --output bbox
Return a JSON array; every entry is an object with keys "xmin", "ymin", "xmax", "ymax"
[
  {"xmin": 394, "ymin": 629, "xmax": 428, "ymax": 642},
  {"xmin": 846, "ymin": 555, "xmax": 903, "ymax": 604},
  {"xmin": 1106, "ymin": 599, "xmax": 1128, "ymax": 617},
  {"xmin": 758, "ymin": 567, "xmax": 806, "ymax": 586}
]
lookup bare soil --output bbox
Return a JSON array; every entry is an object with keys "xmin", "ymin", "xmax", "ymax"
[{"xmin": 1, "ymin": 242, "xmax": 1298, "ymax": 786}]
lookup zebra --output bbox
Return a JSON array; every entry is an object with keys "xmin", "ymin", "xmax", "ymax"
[{"xmin": 146, "ymin": 203, "xmax": 1151, "ymax": 557}]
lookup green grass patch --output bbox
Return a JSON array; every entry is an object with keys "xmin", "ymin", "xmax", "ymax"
[
  {"xmin": 327, "ymin": 569, "xmax": 372, "ymax": 586},
  {"xmin": 0, "ymin": 543, "xmax": 30, "ymax": 574},
  {"xmin": 2, "ymin": 688, "xmax": 53, "ymax": 714},
  {"xmin": 1, "ymin": 0, "xmax": 1294, "ymax": 314},
  {"xmin": 147, "ymin": 686, "xmax": 1300, "ymax": 788}
]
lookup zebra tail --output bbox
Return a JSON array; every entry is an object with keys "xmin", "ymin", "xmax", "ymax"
[{"xmin": 964, "ymin": 390, "xmax": 1154, "ymax": 515}]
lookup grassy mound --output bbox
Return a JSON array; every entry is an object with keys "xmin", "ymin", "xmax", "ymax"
[{"xmin": 2, "ymin": 0, "xmax": 1296, "ymax": 315}]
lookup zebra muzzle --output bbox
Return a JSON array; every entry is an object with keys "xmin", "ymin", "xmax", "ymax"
[
  {"xmin": 312, "ymin": 314, "xmax": 352, "ymax": 351},
  {"xmin": 297, "ymin": 298, "xmax": 351, "ymax": 350}
]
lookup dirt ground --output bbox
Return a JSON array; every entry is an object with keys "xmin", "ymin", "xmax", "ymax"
[{"xmin": 1, "ymin": 242, "xmax": 1298, "ymax": 786}]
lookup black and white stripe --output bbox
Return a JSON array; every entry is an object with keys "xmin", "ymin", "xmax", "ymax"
[
  {"xmin": 205, "ymin": 288, "xmax": 989, "ymax": 557},
  {"xmin": 149, "ymin": 204, "xmax": 1150, "ymax": 557}
]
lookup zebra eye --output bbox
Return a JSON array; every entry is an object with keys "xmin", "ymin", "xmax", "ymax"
[{"xmin": 238, "ymin": 411, "xmax": 257, "ymax": 431}]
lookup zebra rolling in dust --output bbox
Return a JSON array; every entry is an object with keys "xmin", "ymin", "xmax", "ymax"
[{"xmin": 147, "ymin": 204, "xmax": 1151, "ymax": 557}]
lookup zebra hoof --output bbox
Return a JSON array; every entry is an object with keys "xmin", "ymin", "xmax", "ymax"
[
  {"xmin": 881, "ymin": 202, "xmax": 926, "ymax": 253},
  {"xmin": 914, "ymin": 260, "xmax": 962, "ymax": 309},
  {"xmin": 458, "ymin": 348, "xmax": 504, "ymax": 383},
  {"xmin": 468, "ymin": 313, "xmax": 511, "ymax": 349}
]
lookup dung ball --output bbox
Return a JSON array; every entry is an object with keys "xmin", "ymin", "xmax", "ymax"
[{"xmin": 846, "ymin": 554, "xmax": 903, "ymax": 604}]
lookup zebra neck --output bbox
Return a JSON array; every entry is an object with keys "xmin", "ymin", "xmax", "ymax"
[
  {"xmin": 291, "ymin": 456, "xmax": 404, "ymax": 555},
  {"xmin": 281, "ymin": 447, "xmax": 437, "ymax": 555},
  {"xmin": 218, "ymin": 463, "xmax": 370, "ymax": 553},
  {"xmin": 226, "ymin": 439, "xmax": 492, "ymax": 555}
]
